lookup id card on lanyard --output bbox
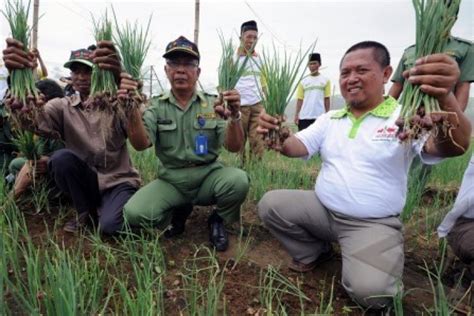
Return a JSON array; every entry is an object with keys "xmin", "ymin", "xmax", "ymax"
[{"xmin": 195, "ymin": 115, "xmax": 208, "ymax": 155}]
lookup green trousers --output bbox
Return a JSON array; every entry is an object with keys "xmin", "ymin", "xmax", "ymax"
[{"xmin": 124, "ymin": 162, "xmax": 249, "ymax": 228}]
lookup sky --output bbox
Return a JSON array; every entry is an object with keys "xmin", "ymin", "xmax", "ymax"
[{"xmin": 0, "ymin": 0, "xmax": 473, "ymax": 95}]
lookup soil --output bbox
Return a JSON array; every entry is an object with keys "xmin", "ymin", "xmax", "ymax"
[{"xmin": 8, "ymin": 188, "xmax": 474, "ymax": 315}]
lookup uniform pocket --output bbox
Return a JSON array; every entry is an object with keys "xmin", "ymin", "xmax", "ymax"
[
  {"xmin": 157, "ymin": 122, "xmax": 177, "ymax": 148},
  {"xmin": 193, "ymin": 119, "xmax": 218, "ymax": 150}
]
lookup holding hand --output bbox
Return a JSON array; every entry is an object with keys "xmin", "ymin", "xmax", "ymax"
[
  {"xmin": 405, "ymin": 53, "xmax": 460, "ymax": 105},
  {"xmin": 3, "ymin": 38, "xmax": 37, "ymax": 71},
  {"xmin": 214, "ymin": 89, "xmax": 241, "ymax": 120},
  {"xmin": 257, "ymin": 110, "xmax": 291, "ymax": 151},
  {"xmin": 92, "ymin": 40, "xmax": 122, "ymax": 82},
  {"xmin": 118, "ymin": 72, "xmax": 138, "ymax": 99}
]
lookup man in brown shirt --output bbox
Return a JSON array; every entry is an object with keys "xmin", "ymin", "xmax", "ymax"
[{"xmin": 3, "ymin": 39, "xmax": 147, "ymax": 234}]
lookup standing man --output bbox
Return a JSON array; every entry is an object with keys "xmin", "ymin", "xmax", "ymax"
[
  {"xmin": 235, "ymin": 20, "xmax": 266, "ymax": 163},
  {"xmin": 294, "ymin": 53, "xmax": 331, "ymax": 131},
  {"xmin": 257, "ymin": 41, "xmax": 471, "ymax": 310},
  {"xmin": 3, "ymin": 39, "xmax": 144, "ymax": 235},
  {"xmin": 122, "ymin": 36, "xmax": 249, "ymax": 252}
]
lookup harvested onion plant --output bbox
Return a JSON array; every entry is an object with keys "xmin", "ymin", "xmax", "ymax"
[
  {"xmin": 2, "ymin": 0, "xmax": 39, "ymax": 126},
  {"xmin": 90, "ymin": 12, "xmax": 119, "ymax": 148},
  {"xmin": 397, "ymin": 0, "xmax": 461, "ymax": 146},
  {"xmin": 112, "ymin": 9, "xmax": 151, "ymax": 119},
  {"xmin": 90, "ymin": 12, "xmax": 118, "ymax": 112},
  {"xmin": 12, "ymin": 130, "xmax": 45, "ymax": 189},
  {"xmin": 216, "ymin": 32, "xmax": 251, "ymax": 119},
  {"xmin": 259, "ymin": 43, "xmax": 315, "ymax": 148}
]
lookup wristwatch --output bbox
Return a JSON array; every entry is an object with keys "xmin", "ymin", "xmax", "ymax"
[{"xmin": 231, "ymin": 111, "xmax": 242, "ymax": 122}]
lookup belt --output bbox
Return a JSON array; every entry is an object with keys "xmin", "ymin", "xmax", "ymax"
[{"xmin": 183, "ymin": 158, "xmax": 217, "ymax": 168}]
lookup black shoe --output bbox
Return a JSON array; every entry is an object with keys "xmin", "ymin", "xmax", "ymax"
[
  {"xmin": 164, "ymin": 204, "xmax": 193, "ymax": 239},
  {"xmin": 64, "ymin": 212, "xmax": 91, "ymax": 233},
  {"xmin": 208, "ymin": 211, "xmax": 229, "ymax": 252}
]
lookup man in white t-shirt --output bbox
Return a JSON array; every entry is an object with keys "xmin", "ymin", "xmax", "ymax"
[
  {"xmin": 235, "ymin": 20, "xmax": 265, "ymax": 163},
  {"xmin": 437, "ymin": 155, "xmax": 474, "ymax": 281},
  {"xmin": 257, "ymin": 41, "xmax": 471, "ymax": 310},
  {"xmin": 294, "ymin": 53, "xmax": 331, "ymax": 131}
]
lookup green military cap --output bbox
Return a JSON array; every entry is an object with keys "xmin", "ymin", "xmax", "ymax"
[
  {"xmin": 63, "ymin": 48, "xmax": 94, "ymax": 69},
  {"xmin": 163, "ymin": 36, "xmax": 200, "ymax": 61}
]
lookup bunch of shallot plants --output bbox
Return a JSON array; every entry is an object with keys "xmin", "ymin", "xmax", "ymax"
[
  {"xmin": 112, "ymin": 8, "xmax": 152, "ymax": 117},
  {"xmin": 89, "ymin": 11, "xmax": 118, "ymax": 113},
  {"xmin": 397, "ymin": 0, "xmax": 460, "ymax": 144},
  {"xmin": 2, "ymin": 0, "xmax": 39, "ymax": 125},
  {"xmin": 259, "ymin": 42, "xmax": 315, "ymax": 149},
  {"xmin": 216, "ymin": 32, "xmax": 251, "ymax": 119}
]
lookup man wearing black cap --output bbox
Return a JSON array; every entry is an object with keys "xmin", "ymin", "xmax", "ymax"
[
  {"xmin": 3, "ymin": 39, "xmax": 145, "ymax": 235},
  {"xmin": 235, "ymin": 20, "xmax": 266, "ymax": 163},
  {"xmin": 294, "ymin": 53, "xmax": 331, "ymax": 131},
  {"xmin": 121, "ymin": 36, "xmax": 249, "ymax": 252}
]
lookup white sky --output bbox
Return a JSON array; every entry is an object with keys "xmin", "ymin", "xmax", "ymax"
[{"xmin": 1, "ymin": 0, "xmax": 473, "ymax": 95}]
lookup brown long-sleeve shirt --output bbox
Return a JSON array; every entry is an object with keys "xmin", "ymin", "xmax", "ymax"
[{"xmin": 35, "ymin": 94, "xmax": 141, "ymax": 191}]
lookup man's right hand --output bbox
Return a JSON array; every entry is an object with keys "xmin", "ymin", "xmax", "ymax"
[
  {"xmin": 117, "ymin": 72, "xmax": 138, "ymax": 99},
  {"xmin": 294, "ymin": 114, "xmax": 299, "ymax": 125},
  {"xmin": 3, "ymin": 38, "xmax": 37, "ymax": 72},
  {"xmin": 256, "ymin": 109, "xmax": 280, "ymax": 135}
]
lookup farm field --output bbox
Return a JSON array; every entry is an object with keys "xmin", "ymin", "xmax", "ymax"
[{"xmin": 1, "ymin": 142, "xmax": 473, "ymax": 315}]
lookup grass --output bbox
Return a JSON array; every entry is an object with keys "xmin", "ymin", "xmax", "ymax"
[{"xmin": 0, "ymin": 136, "xmax": 472, "ymax": 314}]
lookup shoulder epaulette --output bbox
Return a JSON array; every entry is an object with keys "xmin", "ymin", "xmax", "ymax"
[
  {"xmin": 404, "ymin": 44, "xmax": 416, "ymax": 52},
  {"xmin": 451, "ymin": 36, "xmax": 473, "ymax": 45}
]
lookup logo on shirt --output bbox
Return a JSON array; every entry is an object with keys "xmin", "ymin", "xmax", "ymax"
[{"xmin": 372, "ymin": 126, "xmax": 398, "ymax": 142}]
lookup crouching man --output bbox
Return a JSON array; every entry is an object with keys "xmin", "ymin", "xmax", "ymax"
[
  {"xmin": 120, "ymin": 36, "xmax": 249, "ymax": 251},
  {"xmin": 257, "ymin": 41, "xmax": 471, "ymax": 310}
]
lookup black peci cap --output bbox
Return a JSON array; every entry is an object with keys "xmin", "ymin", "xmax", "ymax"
[
  {"xmin": 308, "ymin": 53, "xmax": 321, "ymax": 64},
  {"xmin": 241, "ymin": 20, "xmax": 258, "ymax": 35}
]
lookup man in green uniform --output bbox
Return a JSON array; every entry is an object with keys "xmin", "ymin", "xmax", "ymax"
[
  {"xmin": 389, "ymin": 8, "xmax": 473, "ymax": 202},
  {"xmin": 389, "ymin": 36, "xmax": 473, "ymax": 109},
  {"xmin": 121, "ymin": 36, "xmax": 249, "ymax": 251}
]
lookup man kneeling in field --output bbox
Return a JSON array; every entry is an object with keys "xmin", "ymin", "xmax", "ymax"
[{"xmin": 257, "ymin": 41, "xmax": 471, "ymax": 310}]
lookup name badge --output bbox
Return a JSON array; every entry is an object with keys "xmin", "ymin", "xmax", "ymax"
[{"xmin": 195, "ymin": 134, "xmax": 208, "ymax": 155}]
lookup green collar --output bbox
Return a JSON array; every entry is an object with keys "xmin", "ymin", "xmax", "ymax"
[
  {"xmin": 331, "ymin": 96, "xmax": 398, "ymax": 119},
  {"xmin": 160, "ymin": 90, "xmax": 209, "ymax": 110}
]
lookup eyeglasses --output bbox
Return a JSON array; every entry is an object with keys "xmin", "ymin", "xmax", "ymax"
[{"xmin": 166, "ymin": 60, "xmax": 198, "ymax": 70}]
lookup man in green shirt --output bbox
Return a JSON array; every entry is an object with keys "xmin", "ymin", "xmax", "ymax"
[
  {"xmin": 121, "ymin": 36, "xmax": 249, "ymax": 251},
  {"xmin": 388, "ymin": 4, "xmax": 474, "ymax": 204},
  {"xmin": 389, "ymin": 36, "xmax": 473, "ymax": 110}
]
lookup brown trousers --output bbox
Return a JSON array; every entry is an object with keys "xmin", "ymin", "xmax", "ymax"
[{"xmin": 240, "ymin": 103, "xmax": 265, "ymax": 162}]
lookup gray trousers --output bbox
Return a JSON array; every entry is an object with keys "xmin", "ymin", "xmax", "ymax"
[
  {"xmin": 448, "ymin": 217, "xmax": 474, "ymax": 266},
  {"xmin": 258, "ymin": 190, "xmax": 404, "ymax": 309}
]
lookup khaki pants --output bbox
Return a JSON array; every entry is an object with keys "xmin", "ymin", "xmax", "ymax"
[
  {"xmin": 258, "ymin": 189, "xmax": 404, "ymax": 309},
  {"xmin": 240, "ymin": 104, "xmax": 265, "ymax": 162}
]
